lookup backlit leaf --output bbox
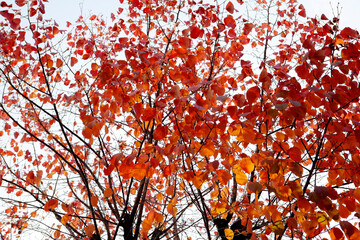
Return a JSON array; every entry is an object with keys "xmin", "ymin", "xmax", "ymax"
[
  {"xmin": 224, "ymin": 228, "xmax": 234, "ymax": 240},
  {"xmin": 235, "ymin": 171, "xmax": 247, "ymax": 185}
]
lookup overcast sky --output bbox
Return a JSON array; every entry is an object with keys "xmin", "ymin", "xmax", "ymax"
[{"xmin": 44, "ymin": 0, "xmax": 359, "ymax": 30}]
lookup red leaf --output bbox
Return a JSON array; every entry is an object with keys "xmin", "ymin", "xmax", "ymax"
[
  {"xmin": 340, "ymin": 221, "xmax": 357, "ymax": 238},
  {"xmin": 190, "ymin": 26, "xmax": 203, "ymax": 39},
  {"xmin": 39, "ymin": 1, "xmax": 45, "ymax": 14},
  {"xmin": 141, "ymin": 107, "xmax": 156, "ymax": 121},
  {"xmin": 29, "ymin": 8, "xmax": 37, "ymax": 17},
  {"xmin": 340, "ymin": 27, "xmax": 359, "ymax": 39},
  {"xmin": 104, "ymin": 164, "xmax": 115, "ymax": 175},
  {"xmin": 226, "ymin": 1, "xmax": 234, "ymax": 14},
  {"xmin": 298, "ymin": 5, "xmax": 306, "ymax": 18},
  {"xmin": 243, "ymin": 23, "xmax": 254, "ymax": 35},
  {"xmin": 154, "ymin": 125, "xmax": 168, "ymax": 140},
  {"xmin": 224, "ymin": 15, "xmax": 236, "ymax": 29},
  {"xmin": 15, "ymin": 0, "xmax": 26, "ymax": 7},
  {"xmin": 246, "ymin": 86, "xmax": 260, "ymax": 103},
  {"xmin": 288, "ymin": 147, "xmax": 302, "ymax": 162},
  {"xmin": 303, "ymin": 39, "xmax": 314, "ymax": 49}
]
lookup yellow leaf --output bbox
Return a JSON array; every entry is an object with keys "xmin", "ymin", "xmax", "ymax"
[
  {"xmin": 235, "ymin": 171, "xmax": 248, "ymax": 185},
  {"xmin": 104, "ymin": 187, "xmax": 113, "ymax": 198},
  {"xmin": 272, "ymin": 221, "xmax": 285, "ymax": 235},
  {"xmin": 224, "ymin": 228, "xmax": 234, "ymax": 240}
]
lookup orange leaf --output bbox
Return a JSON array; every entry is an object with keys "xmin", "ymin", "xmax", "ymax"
[
  {"xmin": 104, "ymin": 187, "xmax": 113, "ymax": 198},
  {"xmin": 54, "ymin": 230, "xmax": 61, "ymax": 239},
  {"xmin": 235, "ymin": 171, "xmax": 247, "ymax": 185},
  {"xmin": 216, "ymin": 169, "xmax": 232, "ymax": 185},
  {"xmin": 84, "ymin": 224, "xmax": 95, "ymax": 237},
  {"xmin": 224, "ymin": 228, "xmax": 234, "ymax": 240},
  {"xmin": 82, "ymin": 127, "xmax": 92, "ymax": 139},
  {"xmin": 131, "ymin": 164, "xmax": 147, "ymax": 180},
  {"xmin": 44, "ymin": 199, "xmax": 58, "ymax": 212},
  {"xmin": 239, "ymin": 157, "xmax": 254, "ymax": 174},
  {"xmin": 70, "ymin": 57, "xmax": 78, "ymax": 66},
  {"xmin": 61, "ymin": 214, "xmax": 69, "ymax": 225},
  {"xmin": 200, "ymin": 142, "xmax": 215, "ymax": 158},
  {"xmin": 91, "ymin": 196, "xmax": 98, "ymax": 207}
]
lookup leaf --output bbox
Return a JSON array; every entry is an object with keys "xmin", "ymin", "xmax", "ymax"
[
  {"xmin": 246, "ymin": 86, "xmax": 260, "ymax": 103},
  {"xmin": 104, "ymin": 188, "xmax": 113, "ymax": 198},
  {"xmin": 288, "ymin": 147, "xmax": 302, "ymax": 162},
  {"xmin": 44, "ymin": 199, "xmax": 58, "ymax": 212},
  {"xmin": 224, "ymin": 228, "xmax": 234, "ymax": 240},
  {"xmin": 54, "ymin": 230, "xmax": 61, "ymax": 239},
  {"xmin": 216, "ymin": 169, "xmax": 232, "ymax": 185},
  {"xmin": 224, "ymin": 15, "xmax": 236, "ymax": 29},
  {"xmin": 340, "ymin": 27, "xmax": 358, "ymax": 39},
  {"xmin": 247, "ymin": 182, "xmax": 262, "ymax": 194},
  {"xmin": 340, "ymin": 221, "xmax": 358, "ymax": 239},
  {"xmin": 84, "ymin": 224, "xmax": 95, "ymax": 237},
  {"xmin": 141, "ymin": 107, "xmax": 156, "ymax": 121},
  {"xmin": 243, "ymin": 23, "xmax": 254, "ymax": 35},
  {"xmin": 90, "ymin": 196, "xmax": 98, "ymax": 207},
  {"xmin": 239, "ymin": 157, "xmax": 254, "ymax": 174},
  {"xmin": 226, "ymin": 2, "xmax": 234, "ymax": 13},
  {"xmin": 153, "ymin": 125, "xmax": 167, "ymax": 140},
  {"xmin": 235, "ymin": 171, "xmax": 247, "ymax": 185},
  {"xmin": 70, "ymin": 57, "xmax": 78, "ymax": 66},
  {"xmin": 190, "ymin": 26, "xmax": 203, "ymax": 39},
  {"xmin": 330, "ymin": 227, "xmax": 344, "ymax": 240},
  {"xmin": 61, "ymin": 214, "xmax": 69, "ymax": 225}
]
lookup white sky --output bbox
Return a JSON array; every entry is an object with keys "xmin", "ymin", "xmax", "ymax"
[{"xmin": 44, "ymin": 0, "xmax": 360, "ymax": 30}]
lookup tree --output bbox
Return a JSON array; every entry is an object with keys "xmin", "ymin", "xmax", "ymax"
[{"xmin": 0, "ymin": 0, "xmax": 360, "ymax": 239}]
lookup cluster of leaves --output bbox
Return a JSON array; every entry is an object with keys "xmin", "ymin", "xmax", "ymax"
[{"xmin": 0, "ymin": 0, "xmax": 360, "ymax": 239}]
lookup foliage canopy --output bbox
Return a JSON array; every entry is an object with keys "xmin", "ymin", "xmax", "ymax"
[{"xmin": 1, "ymin": 0, "xmax": 360, "ymax": 239}]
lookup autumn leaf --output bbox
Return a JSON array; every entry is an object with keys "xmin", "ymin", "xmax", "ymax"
[
  {"xmin": 84, "ymin": 224, "xmax": 95, "ymax": 237},
  {"xmin": 90, "ymin": 196, "xmax": 98, "ymax": 207},
  {"xmin": 44, "ymin": 199, "xmax": 58, "ymax": 212},
  {"xmin": 235, "ymin": 171, "xmax": 247, "ymax": 185},
  {"xmin": 141, "ymin": 107, "xmax": 156, "ymax": 121},
  {"xmin": 288, "ymin": 147, "xmax": 302, "ymax": 162},
  {"xmin": 216, "ymin": 169, "xmax": 232, "ymax": 185},
  {"xmin": 239, "ymin": 158, "xmax": 254, "ymax": 174},
  {"xmin": 54, "ymin": 230, "xmax": 61, "ymax": 239},
  {"xmin": 104, "ymin": 188, "xmax": 113, "ymax": 198},
  {"xmin": 61, "ymin": 214, "xmax": 69, "ymax": 225},
  {"xmin": 224, "ymin": 228, "xmax": 234, "ymax": 240}
]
